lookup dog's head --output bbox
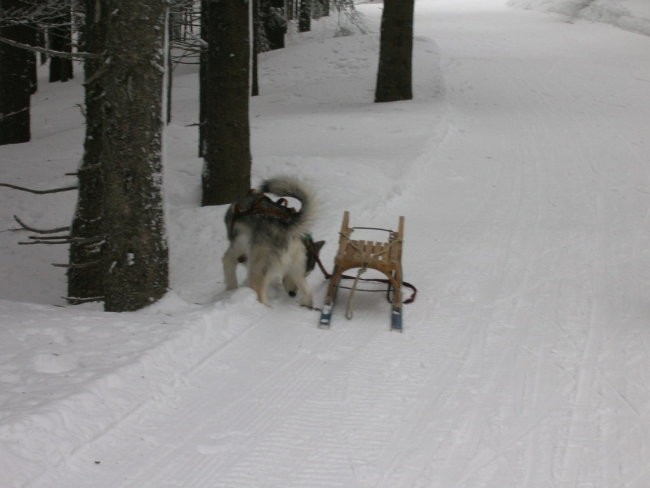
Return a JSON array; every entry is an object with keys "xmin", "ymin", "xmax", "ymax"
[
  {"xmin": 302, "ymin": 234, "xmax": 325, "ymax": 274},
  {"xmin": 284, "ymin": 235, "xmax": 325, "ymax": 298}
]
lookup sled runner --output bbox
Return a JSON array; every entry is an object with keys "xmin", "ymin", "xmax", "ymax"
[{"xmin": 319, "ymin": 211, "xmax": 405, "ymax": 330}]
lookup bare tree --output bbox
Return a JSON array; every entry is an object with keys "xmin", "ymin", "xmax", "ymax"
[
  {"xmin": 375, "ymin": 0, "xmax": 414, "ymax": 103},
  {"xmin": 200, "ymin": 0, "xmax": 251, "ymax": 206}
]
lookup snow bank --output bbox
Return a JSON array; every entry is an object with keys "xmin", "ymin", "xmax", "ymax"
[{"xmin": 508, "ymin": 0, "xmax": 650, "ymax": 35}]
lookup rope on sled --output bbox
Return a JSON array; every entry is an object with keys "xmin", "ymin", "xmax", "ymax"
[{"xmin": 310, "ymin": 246, "xmax": 418, "ymax": 306}]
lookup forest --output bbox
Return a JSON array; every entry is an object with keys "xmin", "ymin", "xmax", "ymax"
[{"xmin": 0, "ymin": 0, "xmax": 414, "ymax": 311}]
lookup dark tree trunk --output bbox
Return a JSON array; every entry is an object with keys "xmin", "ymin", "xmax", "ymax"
[
  {"xmin": 101, "ymin": 0, "xmax": 169, "ymax": 311},
  {"xmin": 375, "ymin": 0, "xmax": 414, "ymax": 103},
  {"xmin": 67, "ymin": 0, "xmax": 107, "ymax": 303},
  {"xmin": 198, "ymin": 0, "xmax": 207, "ymax": 158},
  {"xmin": 49, "ymin": 6, "xmax": 74, "ymax": 83},
  {"xmin": 167, "ymin": 13, "xmax": 173, "ymax": 124},
  {"xmin": 298, "ymin": 0, "xmax": 311, "ymax": 32},
  {"xmin": 252, "ymin": 0, "xmax": 260, "ymax": 96},
  {"xmin": 201, "ymin": 0, "xmax": 251, "ymax": 206},
  {"xmin": 0, "ymin": 0, "xmax": 34, "ymax": 145},
  {"xmin": 264, "ymin": 8, "xmax": 286, "ymax": 50},
  {"xmin": 321, "ymin": 0, "xmax": 329, "ymax": 17}
]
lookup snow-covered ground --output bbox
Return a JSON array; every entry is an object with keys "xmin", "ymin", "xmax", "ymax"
[
  {"xmin": 509, "ymin": 0, "xmax": 650, "ymax": 35},
  {"xmin": 1, "ymin": 0, "xmax": 650, "ymax": 486}
]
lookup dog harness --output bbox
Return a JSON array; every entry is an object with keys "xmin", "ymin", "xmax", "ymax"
[
  {"xmin": 232, "ymin": 189, "xmax": 301, "ymax": 264},
  {"xmin": 233, "ymin": 189, "xmax": 298, "ymax": 225}
]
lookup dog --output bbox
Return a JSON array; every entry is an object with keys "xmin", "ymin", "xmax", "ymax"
[{"xmin": 222, "ymin": 177, "xmax": 325, "ymax": 308}]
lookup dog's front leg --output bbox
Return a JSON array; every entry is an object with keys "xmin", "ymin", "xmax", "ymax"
[
  {"xmin": 294, "ymin": 276, "xmax": 313, "ymax": 309},
  {"xmin": 222, "ymin": 246, "xmax": 240, "ymax": 290},
  {"xmin": 282, "ymin": 276, "xmax": 298, "ymax": 297}
]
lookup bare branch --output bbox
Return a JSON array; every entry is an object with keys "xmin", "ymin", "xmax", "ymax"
[
  {"xmin": 19, "ymin": 234, "xmax": 105, "ymax": 248},
  {"xmin": 0, "ymin": 0, "xmax": 77, "ymax": 29},
  {"xmin": 13, "ymin": 215, "xmax": 70, "ymax": 234},
  {"xmin": 53, "ymin": 260, "xmax": 101, "ymax": 269},
  {"xmin": 0, "ymin": 35, "xmax": 97, "ymax": 60},
  {"xmin": 28, "ymin": 234, "xmax": 70, "ymax": 240},
  {"xmin": 83, "ymin": 57, "xmax": 111, "ymax": 87},
  {"xmin": 0, "ymin": 107, "xmax": 29, "ymax": 122},
  {"xmin": 19, "ymin": 238, "xmax": 70, "ymax": 245},
  {"xmin": 1, "ymin": 182, "xmax": 78, "ymax": 194},
  {"xmin": 182, "ymin": 30, "xmax": 208, "ymax": 48}
]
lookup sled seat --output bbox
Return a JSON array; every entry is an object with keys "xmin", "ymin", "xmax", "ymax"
[{"xmin": 321, "ymin": 211, "xmax": 404, "ymax": 330}]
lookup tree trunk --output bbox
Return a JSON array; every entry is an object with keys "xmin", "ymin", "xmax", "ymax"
[
  {"xmin": 198, "ymin": 0, "xmax": 207, "ymax": 158},
  {"xmin": 67, "ymin": 0, "xmax": 107, "ymax": 304},
  {"xmin": 252, "ymin": 0, "xmax": 260, "ymax": 96},
  {"xmin": 286, "ymin": 0, "xmax": 295, "ymax": 21},
  {"xmin": 167, "ymin": 14, "xmax": 173, "ymax": 124},
  {"xmin": 201, "ymin": 0, "xmax": 251, "ymax": 206},
  {"xmin": 299, "ymin": 0, "xmax": 311, "ymax": 32},
  {"xmin": 375, "ymin": 0, "xmax": 414, "ymax": 103},
  {"xmin": 101, "ymin": 0, "xmax": 169, "ymax": 311},
  {"xmin": 49, "ymin": 6, "xmax": 74, "ymax": 83},
  {"xmin": 321, "ymin": 0, "xmax": 329, "ymax": 17},
  {"xmin": 0, "ymin": 0, "xmax": 33, "ymax": 145}
]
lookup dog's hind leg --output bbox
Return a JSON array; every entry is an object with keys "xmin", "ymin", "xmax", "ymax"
[
  {"xmin": 222, "ymin": 245, "xmax": 240, "ymax": 290},
  {"xmin": 248, "ymin": 268, "xmax": 269, "ymax": 305},
  {"xmin": 247, "ymin": 251, "xmax": 270, "ymax": 305}
]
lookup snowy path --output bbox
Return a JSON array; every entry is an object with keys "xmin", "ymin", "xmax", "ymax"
[
  {"xmin": 394, "ymin": 1, "xmax": 650, "ymax": 486},
  {"xmin": 25, "ymin": 1, "xmax": 650, "ymax": 487}
]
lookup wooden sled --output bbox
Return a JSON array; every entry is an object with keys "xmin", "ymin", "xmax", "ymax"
[{"xmin": 319, "ymin": 211, "xmax": 405, "ymax": 330}]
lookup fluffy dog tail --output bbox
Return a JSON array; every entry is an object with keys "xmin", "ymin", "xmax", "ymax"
[{"xmin": 260, "ymin": 176, "xmax": 315, "ymax": 232}]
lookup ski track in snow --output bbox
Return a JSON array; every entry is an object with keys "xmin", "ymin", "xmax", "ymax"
[
  {"xmin": 398, "ymin": 2, "xmax": 650, "ymax": 486},
  {"xmin": 3, "ymin": 0, "xmax": 650, "ymax": 486}
]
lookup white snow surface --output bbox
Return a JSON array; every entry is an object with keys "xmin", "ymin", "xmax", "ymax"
[
  {"xmin": 1, "ymin": 0, "xmax": 650, "ymax": 486},
  {"xmin": 508, "ymin": 0, "xmax": 650, "ymax": 35}
]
